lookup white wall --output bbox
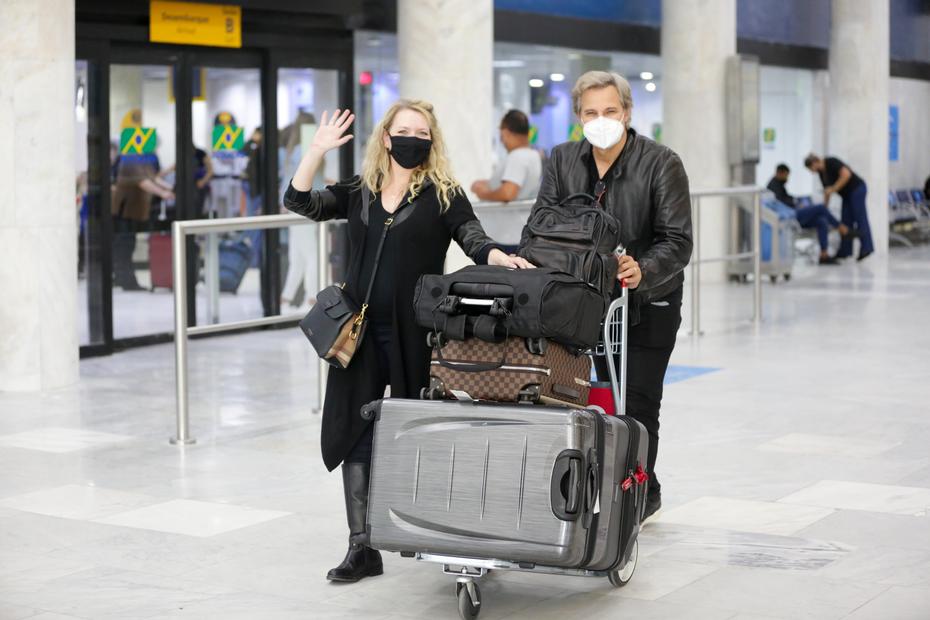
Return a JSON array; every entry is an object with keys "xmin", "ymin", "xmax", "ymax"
[
  {"xmin": 629, "ymin": 80, "xmax": 662, "ymax": 141},
  {"xmin": 889, "ymin": 77, "xmax": 930, "ymax": 192},
  {"xmin": 755, "ymin": 66, "xmax": 823, "ymax": 197},
  {"xmin": 142, "ymin": 77, "xmax": 175, "ymax": 169}
]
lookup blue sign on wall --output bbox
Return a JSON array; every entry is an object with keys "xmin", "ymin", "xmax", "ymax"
[{"xmin": 889, "ymin": 105, "xmax": 899, "ymax": 162}]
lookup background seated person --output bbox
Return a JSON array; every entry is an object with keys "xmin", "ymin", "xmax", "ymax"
[{"xmin": 767, "ymin": 163, "xmax": 848, "ymax": 265}]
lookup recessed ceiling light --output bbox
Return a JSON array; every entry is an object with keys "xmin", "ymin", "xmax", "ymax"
[
  {"xmin": 550, "ymin": 73, "xmax": 565, "ymax": 82},
  {"xmin": 645, "ymin": 82, "xmax": 657, "ymax": 92},
  {"xmin": 528, "ymin": 78, "xmax": 545, "ymax": 88},
  {"xmin": 640, "ymin": 71, "xmax": 654, "ymax": 80}
]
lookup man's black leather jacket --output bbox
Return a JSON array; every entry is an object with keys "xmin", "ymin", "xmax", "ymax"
[{"xmin": 521, "ymin": 130, "xmax": 693, "ymax": 304}]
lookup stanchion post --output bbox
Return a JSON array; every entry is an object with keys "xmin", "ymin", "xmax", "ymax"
[
  {"xmin": 690, "ymin": 196, "xmax": 702, "ymax": 337},
  {"xmin": 171, "ymin": 222, "xmax": 196, "ymax": 445},
  {"xmin": 752, "ymin": 191, "xmax": 762, "ymax": 324}
]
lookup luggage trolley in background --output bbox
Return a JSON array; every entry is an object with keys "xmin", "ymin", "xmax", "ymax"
[{"xmin": 362, "ymin": 287, "xmax": 633, "ymax": 620}]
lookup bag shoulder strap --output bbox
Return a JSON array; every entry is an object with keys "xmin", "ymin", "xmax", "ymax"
[{"xmin": 560, "ymin": 192, "xmax": 599, "ymax": 206}]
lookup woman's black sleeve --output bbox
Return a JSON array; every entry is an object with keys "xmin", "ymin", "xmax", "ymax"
[
  {"xmin": 283, "ymin": 175, "xmax": 358, "ymax": 221},
  {"xmin": 444, "ymin": 191, "xmax": 502, "ymax": 265}
]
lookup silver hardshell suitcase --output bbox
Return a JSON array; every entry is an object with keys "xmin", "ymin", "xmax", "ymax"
[{"xmin": 363, "ymin": 398, "xmax": 647, "ymax": 571}]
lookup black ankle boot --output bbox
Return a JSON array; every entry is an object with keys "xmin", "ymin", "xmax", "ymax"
[{"xmin": 327, "ymin": 462, "xmax": 383, "ymax": 583}]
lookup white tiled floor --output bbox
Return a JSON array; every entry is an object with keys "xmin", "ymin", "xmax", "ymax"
[
  {"xmin": 0, "ymin": 428, "xmax": 133, "ymax": 453},
  {"xmin": 4, "ymin": 245, "xmax": 930, "ymax": 618},
  {"xmin": 779, "ymin": 480, "xmax": 930, "ymax": 516},
  {"xmin": 94, "ymin": 498, "xmax": 291, "ymax": 537}
]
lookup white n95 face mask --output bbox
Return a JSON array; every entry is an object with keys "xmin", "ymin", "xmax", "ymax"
[{"xmin": 583, "ymin": 116, "xmax": 625, "ymax": 149}]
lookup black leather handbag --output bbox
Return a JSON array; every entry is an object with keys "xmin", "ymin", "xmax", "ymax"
[
  {"xmin": 299, "ymin": 190, "xmax": 400, "ymax": 369},
  {"xmin": 518, "ymin": 192, "xmax": 622, "ymax": 298}
]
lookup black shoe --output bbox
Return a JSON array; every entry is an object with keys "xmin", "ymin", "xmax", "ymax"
[
  {"xmin": 642, "ymin": 493, "xmax": 662, "ymax": 524},
  {"xmin": 119, "ymin": 281, "xmax": 146, "ymax": 291},
  {"xmin": 857, "ymin": 250, "xmax": 873, "ymax": 262},
  {"xmin": 327, "ymin": 462, "xmax": 383, "ymax": 583},
  {"xmin": 818, "ymin": 256, "xmax": 840, "ymax": 265}
]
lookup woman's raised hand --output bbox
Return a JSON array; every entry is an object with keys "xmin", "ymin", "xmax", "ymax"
[{"xmin": 309, "ymin": 109, "xmax": 355, "ymax": 154}]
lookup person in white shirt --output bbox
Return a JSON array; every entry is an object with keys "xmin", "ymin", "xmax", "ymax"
[{"xmin": 471, "ymin": 109, "xmax": 542, "ymax": 203}]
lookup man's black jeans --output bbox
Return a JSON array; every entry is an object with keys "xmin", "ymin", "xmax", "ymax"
[{"xmin": 594, "ymin": 286, "xmax": 683, "ymax": 498}]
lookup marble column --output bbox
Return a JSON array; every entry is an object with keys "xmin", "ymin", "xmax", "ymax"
[
  {"xmin": 827, "ymin": 0, "xmax": 889, "ymax": 255},
  {"xmin": 661, "ymin": 0, "xmax": 736, "ymax": 281},
  {"xmin": 397, "ymin": 0, "xmax": 493, "ymax": 271},
  {"xmin": 0, "ymin": 0, "xmax": 78, "ymax": 391}
]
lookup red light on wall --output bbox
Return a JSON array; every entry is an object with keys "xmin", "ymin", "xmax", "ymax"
[{"xmin": 359, "ymin": 71, "xmax": 373, "ymax": 86}]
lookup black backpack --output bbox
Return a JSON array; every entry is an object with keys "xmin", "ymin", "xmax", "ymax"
[{"xmin": 518, "ymin": 193, "xmax": 622, "ymax": 298}]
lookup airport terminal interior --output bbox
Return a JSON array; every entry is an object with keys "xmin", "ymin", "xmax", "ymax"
[{"xmin": 2, "ymin": 0, "xmax": 930, "ymax": 618}]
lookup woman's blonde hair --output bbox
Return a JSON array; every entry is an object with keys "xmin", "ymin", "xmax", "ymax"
[
  {"xmin": 360, "ymin": 99, "xmax": 461, "ymax": 211},
  {"xmin": 571, "ymin": 71, "xmax": 634, "ymax": 128}
]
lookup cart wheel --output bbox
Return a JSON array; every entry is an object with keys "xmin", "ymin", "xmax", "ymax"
[
  {"xmin": 456, "ymin": 581, "xmax": 481, "ymax": 619},
  {"xmin": 784, "ymin": 273, "xmax": 791, "ymax": 282},
  {"xmin": 608, "ymin": 539, "xmax": 638, "ymax": 587},
  {"xmin": 769, "ymin": 274, "xmax": 778, "ymax": 284}
]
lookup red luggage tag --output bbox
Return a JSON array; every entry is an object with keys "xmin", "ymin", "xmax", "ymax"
[
  {"xmin": 634, "ymin": 465, "xmax": 649, "ymax": 485},
  {"xmin": 620, "ymin": 476, "xmax": 634, "ymax": 492}
]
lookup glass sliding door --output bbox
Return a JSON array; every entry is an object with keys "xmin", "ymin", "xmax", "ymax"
[
  {"xmin": 108, "ymin": 63, "xmax": 178, "ymax": 340},
  {"xmin": 190, "ymin": 66, "xmax": 266, "ymax": 327}
]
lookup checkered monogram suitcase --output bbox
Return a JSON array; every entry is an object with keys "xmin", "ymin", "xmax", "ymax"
[{"xmin": 423, "ymin": 334, "xmax": 592, "ymax": 406}]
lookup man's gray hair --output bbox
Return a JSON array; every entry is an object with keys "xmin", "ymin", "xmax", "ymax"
[{"xmin": 571, "ymin": 71, "xmax": 634, "ymax": 127}]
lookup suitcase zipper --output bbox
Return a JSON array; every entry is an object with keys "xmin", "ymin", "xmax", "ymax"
[
  {"xmin": 612, "ymin": 417, "xmax": 645, "ymax": 571},
  {"xmin": 430, "ymin": 360, "xmax": 552, "ymax": 376}
]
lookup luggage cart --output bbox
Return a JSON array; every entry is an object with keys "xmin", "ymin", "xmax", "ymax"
[{"xmin": 401, "ymin": 286, "xmax": 634, "ymax": 620}]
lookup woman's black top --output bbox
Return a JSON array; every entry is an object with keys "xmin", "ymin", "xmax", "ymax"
[{"xmin": 357, "ymin": 197, "xmax": 396, "ymax": 325}]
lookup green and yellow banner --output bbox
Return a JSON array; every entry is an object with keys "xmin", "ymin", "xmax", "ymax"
[
  {"xmin": 212, "ymin": 124, "xmax": 244, "ymax": 151},
  {"xmin": 569, "ymin": 123, "xmax": 584, "ymax": 142},
  {"xmin": 120, "ymin": 127, "xmax": 157, "ymax": 155}
]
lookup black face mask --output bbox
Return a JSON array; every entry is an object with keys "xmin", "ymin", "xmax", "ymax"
[{"xmin": 389, "ymin": 135, "xmax": 432, "ymax": 169}]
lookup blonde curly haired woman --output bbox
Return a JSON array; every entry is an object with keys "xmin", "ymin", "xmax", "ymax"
[{"xmin": 284, "ymin": 100, "xmax": 533, "ymax": 583}]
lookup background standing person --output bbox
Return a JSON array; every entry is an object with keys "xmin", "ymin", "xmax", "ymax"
[
  {"xmin": 767, "ymin": 163, "xmax": 848, "ymax": 264},
  {"xmin": 522, "ymin": 71, "xmax": 692, "ymax": 523},
  {"xmin": 471, "ymin": 109, "xmax": 542, "ymax": 203},
  {"xmin": 804, "ymin": 153, "xmax": 873, "ymax": 261},
  {"xmin": 111, "ymin": 142, "xmax": 174, "ymax": 291},
  {"xmin": 284, "ymin": 102, "xmax": 533, "ymax": 584}
]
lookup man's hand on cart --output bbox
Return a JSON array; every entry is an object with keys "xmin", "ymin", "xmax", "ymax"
[{"xmin": 617, "ymin": 254, "xmax": 642, "ymax": 289}]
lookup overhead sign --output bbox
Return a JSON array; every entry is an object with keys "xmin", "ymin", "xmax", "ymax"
[
  {"xmin": 213, "ymin": 125, "xmax": 244, "ymax": 151},
  {"xmin": 150, "ymin": 1, "xmax": 241, "ymax": 48},
  {"xmin": 120, "ymin": 127, "xmax": 157, "ymax": 155}
]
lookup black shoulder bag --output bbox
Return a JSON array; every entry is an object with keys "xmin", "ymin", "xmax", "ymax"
[{"xmin": 299, "ymin": 189, "xmax": 404, "ymax": 369}]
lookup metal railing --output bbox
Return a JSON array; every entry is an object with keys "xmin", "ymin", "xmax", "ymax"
[
  {"xmin": 688, "ymin": 185, "xmax": 763, "ymax": 337},
  {"xmin": 167, "ymin": 191, "xmax": 764, "ymax": 445},
  {"xmin": 170, "ymin": 213, "xmax": 330, "ymax": 445}
]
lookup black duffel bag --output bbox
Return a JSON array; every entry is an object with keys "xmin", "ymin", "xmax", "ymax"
[
  {"xmin": 414, "ymin": 265, "xmax": 606, "ymax": 350},
  {"xmin": 518, "ymin": 193, "xmax": 622, "ymax": 297}
]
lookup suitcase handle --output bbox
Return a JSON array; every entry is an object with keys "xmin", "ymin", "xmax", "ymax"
[
  {"xmin": 566, "ymin": 458, "xmax": 582, "ymax": 514},
  {"xmin": 434, "ymin": 340, "xmax": 506, "ymax": 373},
  {"xmin": 550, "ymin": 450, "xmax": 584, "ymax": 521}
]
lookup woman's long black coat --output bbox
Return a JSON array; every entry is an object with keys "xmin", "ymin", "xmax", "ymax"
[{"xmin": 284, "ymin": 177, "xmax": 499, "ymax": 471}]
